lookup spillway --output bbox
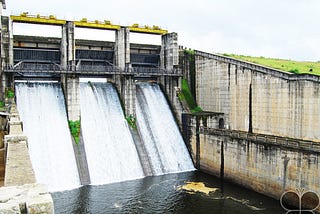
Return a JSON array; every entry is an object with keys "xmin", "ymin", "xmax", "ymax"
[
  {"xmin": 15, "ymin": 82, "xmax": 80, "ymax": 192},
  {"xmin": 135, "ymin": 82, "xmax": 195, "ymax": 175},
  {"xmin": 79, "ymin": 82, "xmax": 144, "ymax": 185}
]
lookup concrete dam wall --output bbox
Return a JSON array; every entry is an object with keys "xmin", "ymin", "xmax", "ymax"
[
  {"xmin": 2, "ymin": 11, "xmax": 320, "ymax": 212},
  {"xmin": 183, "ymin": 114, "xmax": 320, "ymax": 210},
  {"xmin": 195, "ymin": 51, "xmax": 320, "ymax": 142}
]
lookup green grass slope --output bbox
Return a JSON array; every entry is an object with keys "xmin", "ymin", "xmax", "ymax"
[{"xmin": 222, "ymin": 54, "xmax": 320, "ymax": 76}]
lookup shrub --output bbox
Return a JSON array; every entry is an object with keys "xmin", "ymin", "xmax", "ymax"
[
  {"xmin": 288, "ymin": 68, "xmax": 300, "ymax": 74},
  {"xmin": 68, "ymin": 120, "xmax": 81, "ymax": 145},
  {"xmin": 184, "ymin": 49, "xmax": 195, "ymax": 55},
  {"xmin": 6, "ymin": 88, "xmax": 14, "ymax": 98},
  {"xmin": 191, "ymin": 106, "xmax": 203, "ymax": 113},
  {"xmin": 126, "ymin": 115, "xmax": 137, "ymax": 129}
]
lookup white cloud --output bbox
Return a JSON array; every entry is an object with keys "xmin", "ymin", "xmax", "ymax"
[{"xmin": 5, "ymin": 0, "xmax": 320, "ymax": 61}]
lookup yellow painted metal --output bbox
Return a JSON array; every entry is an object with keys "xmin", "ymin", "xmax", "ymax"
[
  {"xmin": 10, "ymin": 13, "xmax": 66, "ymax": 25},
  {"xmin": 129, "ymin": 24, "xmax": 168, "ymax": 35},
  {"xmin": 9, "ymin": 13, "xmax": 168, "ymax": 34},
  {"xmin": 74, "ymin": 19, "xmax": 121, "ymax": 30}
]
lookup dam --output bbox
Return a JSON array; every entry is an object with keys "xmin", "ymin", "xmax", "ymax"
[{"xmin": 0, "ymin": 6, "xmax": 319, "ymax": 214}]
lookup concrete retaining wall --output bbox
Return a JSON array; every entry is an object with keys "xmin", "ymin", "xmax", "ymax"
[
  {"xmin": 183, "ymin": 114, "xmax": 320, "ymax": 211},
  {"xmin": 0, "ymin": 104, "xmax": 54, "ymax": 213},
  {"xmin": 4, "ymin": 104, "xmax": 36, "ymax": 186},
  {"xmin": 195, "ymin": 51, "xmax": 320, "ymax": 142}
]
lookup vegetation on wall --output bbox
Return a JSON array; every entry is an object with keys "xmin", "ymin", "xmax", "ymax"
[
  {"xmin": 6, "ymin": 88, "xmax": 15, "ymax": 99},
  {"xmin": 184, "ymin": 49, "xmax": 196, "ymax": 98},
  {"xmin": 222, "ymin": 53, "xmax": 320, "ymax": 76},
  {"xmin": 178, "ymin": 78, "xmax": 202, "ymax": 113},
  {"xmin": 126, "ymin": 115, "xmax": 137, "ymax": 129},
  {"xmin": 68, "ymin": 120, "xmax": 81, "ymax": 145},
  {"xmin": 0, "ymin": 100, "xmax": 4, "ymax": 111},
  {"xmin": 184, "ymin": 49, "xmax": 195, "ymax": 56}
]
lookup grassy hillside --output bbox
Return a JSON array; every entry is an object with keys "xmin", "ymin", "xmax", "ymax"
[{"xmin": 222, "ymin": 54, "xmax": 320, "ymax": 76}]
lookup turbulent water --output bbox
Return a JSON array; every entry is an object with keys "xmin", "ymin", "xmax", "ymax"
[
  {"xmin": 79, "ymin": 82, "xmax": 144, "ymax": 185},
  {"xmin": 135, "ymin": 82, "xmax": 195, "ymax": 175},
  {"xmin": 15, "ymin": 82, "xmax": 80, "ymax": 192}
]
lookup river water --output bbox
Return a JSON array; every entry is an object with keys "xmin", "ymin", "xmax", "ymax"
[{"xmin": 51, "ymin": 171, "xmax": 283, "ymax": 213}]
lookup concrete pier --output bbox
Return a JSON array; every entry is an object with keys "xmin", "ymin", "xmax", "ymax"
[
  {"xmin": 161, "ymin": 32, "xmax": 179, "ymax": 70},
  {"xmin": 62, "ymin": 76, "xmax": 80, "ymax": 121},
  {"xmin": 115, "ymin": 27, "xmax": 130, "ymax": 70}
]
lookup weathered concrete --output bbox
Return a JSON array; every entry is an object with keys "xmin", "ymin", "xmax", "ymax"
[
  {"xmin": 0, "ymin": 148, "xmax": 4, "ymax": 186},
  {"xmin": 67, "ymin": 21, "xmax": 75, "ymax": 68},
  {"xmin": 1, "ymin": 104, "xmax": 54, "ymax": 213},
  {"xmin": 71, "ymin": 130, "xmax": 90, "ymax": 185},
  {"xmin": 4, "ymin": 104, "xmax": 36, "ymax": 186},
  {"xmin": 0, "ymin": 183, "xmax": 54, "ymax": 214},
  {"xmin": 61, "ymin": 76, "xmax": 80, "ymax": 121},
  {"xmin": 161, "ymin": 32, "xmax": 178, "ymax": 70},
  {"xmin": 183, "ymin": 114, "xmax": 320, "ymax": 211},
  {"xmin": 109, "ymin": 74, "xmax": 136, "ymax": 116},
  {"xmin": 158, "ymin": 75, "xmax": 185, "ymax": 124},
  {"xmin": 60, "ymin": 24, "xmax": 68, "ymax": 70},
  {"xmin": 1, "ymin": 16, "xmax": 11, "ymax": 95},
  {"xmin": 4, "ymin": 140, "xmax": 36, "ymax": 186},
  {"xmin": 195, "ymin": 51, "xmax": 320, "ymax": 142},
  {"xmin": 115, "ymin": 27, "xmax": 130, "ymax": 70}
]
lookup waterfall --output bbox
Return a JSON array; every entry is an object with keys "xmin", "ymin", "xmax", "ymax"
[
  {"xmin": 79, "ymin": 82, "xmax": 144, "ymax": 185},
  {"xmin": 135, "ymin": 82, "xmax": 195, "ymax": 175},
  {"xmin": 15, "ymin": 82, "xmax": 80, "ymax": 192}
]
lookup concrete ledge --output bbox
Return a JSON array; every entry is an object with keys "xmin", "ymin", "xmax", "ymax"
[
  {"xmin": 4, "ymin": 135, "xmax": 28, "ymax": 143},
  {"xmin": 8, "ymin": 122, "xmax": 23, "ymax": 135},
  {"xmin": 8, "ymin": 121, "xmax": 22, "ymax": 126},
  {"xmin": 0, "ymin": 183, "xmax": 54, "ymax": 214},
  {"xmin": 5, "ymin": 140, "xmax": 35, "ymax": 186}
]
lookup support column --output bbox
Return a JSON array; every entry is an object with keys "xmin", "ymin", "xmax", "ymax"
[
  {"xmin": 67, "ymin": 21, "xmax": 75, "ymax": 70},
  {"xmin": 160, "ymin": 33, "xmax": 184, "ymax": 125},
  {"xmin": 60, "ymin": 23, "xmax": 68, "ymax": 70},
  {"xmin": 112, "ymin": 74, "xmax": 135, "ymax": 117},
  {"xmin": 61, "ymin": 22, "xmax": 79, "ymax": 122},
  {"xmin": 115, "ymin": 27, "xmax": 130, "ymax": 70},
  {"xmin": 8, "ymin": 18, "xmax": 13, "ymax": 67},
  {"xmin": 1, "ymin": 16, "xmax": 13, "ymax": 94},
  {"xmin": 123, "ymin": 75, "xmax": 135, "ymax": 116},
  {"xmin": 62, "ymin": 76, "xmax": 80, "ymax": 122},
  {"xmin": 160, "ymin": 32, "xmax": 178, "ymax": 70}
]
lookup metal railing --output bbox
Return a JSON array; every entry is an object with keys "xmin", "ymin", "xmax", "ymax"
[
  {"xmin": 131, "ymin": 67, "xmax": 181, "ymax": 76},
  {"xmin": 74, "ymin": 65, "xmax": 121, "ymax": 74},
  {"xmin": 4, "ymin": 62, "xmax": 182, "ymax": 76},
  {"xmin": 6, "ymin": 63, "xmax": 61, "ymax": 71},
  {"xmin": 199, "ymin": 127, "xmax": 320, "ymax": 153}
]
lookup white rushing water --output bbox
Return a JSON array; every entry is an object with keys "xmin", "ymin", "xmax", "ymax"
[
  {"xmin": 80, "ymin": 82, "xmax": 144, "ymax": 185},
  {"xmin": 135, "ymin": 82, "xmax": 195, "ymax": 175},
  {"xmin": 15, "ymin": 82, "xmax": 80, "ymax": 192}
]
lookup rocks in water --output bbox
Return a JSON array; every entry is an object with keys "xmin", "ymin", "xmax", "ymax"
[{"xmin": 0, "ymin": 183, "xmax": 54, "ymax": 214}]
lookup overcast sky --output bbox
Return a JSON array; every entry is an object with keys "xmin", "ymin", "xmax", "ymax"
[{"xmin": 4, "ymin": 0, "xmax": 320, "ymax": 61}]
